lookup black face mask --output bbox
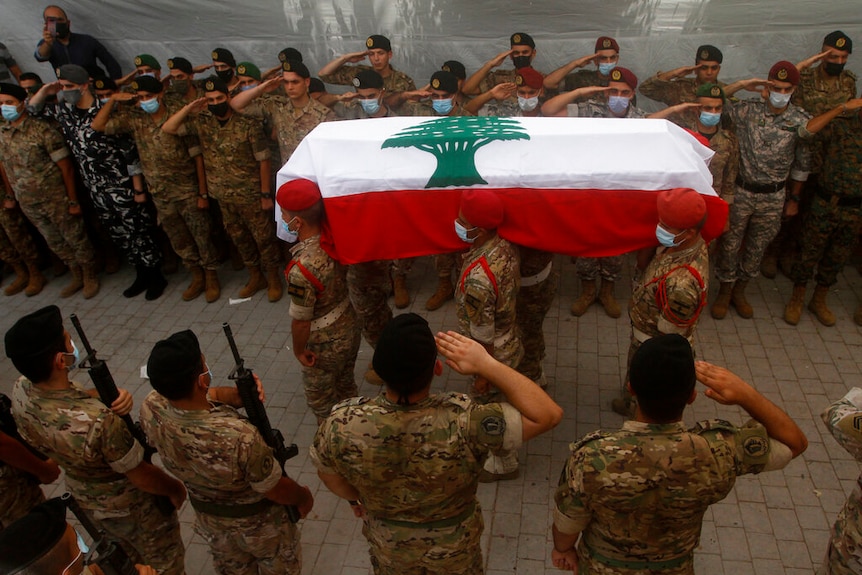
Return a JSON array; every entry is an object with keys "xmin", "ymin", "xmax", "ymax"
[
  {"xmin": 208, "ymin": 101, "xmax": 230, "ymax": 118},
  {"xmin": 823, "ymin": 61, "xmax": 846, "ymax": 77},
  {"xmin": 512, "ymin": 55, "xmax": 531, "ymax": 69},
  {"xmin": 215, "ymin": 68, "xmax": 234, "ymax": 83},
  {"xmin": 55, "ymin": 22, "xmax": 70, "ymax": 39},
  {"xmin": 169, "ymin": 79, "xmax": 190, "ymax": 94}
]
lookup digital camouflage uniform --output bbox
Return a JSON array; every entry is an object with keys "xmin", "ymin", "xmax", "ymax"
[
  {"xmin": 287, "ymin": 234, "xmax": 360, "ymax": 419},
  {"xmin": 478, "ymin": 68, "xmax": 523, "ymax": 117},
  {"xmin": 516, "ymin": 247, "xmax": 557, "ymax": 384},
  {"xmin": 248, "ymin": 94, "xmax": 335, "ymax": 164},
  {"xmin": 320, "ymin": 64, "xmax": 415, "ymax": 112},
  {"xmin": 562, "ymin": 69, "xmax": 609, "ymax": 93},
  {"xmin": 820, "ymin": 388, "xmax": 862, "ymax": 575},
  {"xmin": 104, "ymin": 101, "xmax": 217, "ymax": 270},
  {"xmin": 140, "ymin": 391, "xmax": 300, "ymax": 575},
  {"xmin": 640, "ymin": 77, "xmax": 727, "ymax": 106},
  {"xmin": 310, "ymin": 393, "xmax": 523, "ymax": 575},
  {"xmin": 11, "ymin": 378, "xmax": 184, "ymax": 574},
  {"xmin": 0, "ymin": 114, "xmax": 95, "ymax": 267},
  {"xmin": 554, "ymin": 419, "xmax": 793, "ymax": 575},
  {"xmin": 0, "ymin": 207, "xmax": 39, "ymax": 266}
]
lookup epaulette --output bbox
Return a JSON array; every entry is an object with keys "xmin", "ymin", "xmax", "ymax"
[
  {"xmin": 570, "ymin": 429, "xmax": 613, "ymax": 452},
  {"xmin": 441, "ymin": 391, "xmax": 472, "ymax": 411},
  {"xmin": 693, "ymin": 418, "xmax": 736, "ymax": 433},
  {"xmin": 331, "ymin": 396, "xmax": 371, "ymax": 412}
]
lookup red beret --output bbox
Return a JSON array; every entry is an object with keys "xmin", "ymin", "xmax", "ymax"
[
  {"xmin": 657, "ymin": 189, "xmax": 707, "ymax": 230},
  {"xmin": 608, "ymin": 67, "xmax": 638, "ymax": 90},
  {"xmin": 515, "ymin": 67, "xmax": 544, "ymax": 90},
  {"xmin": 768, "ymin": 61, "xmax": 800, "ymax": 85},
  {"xmin": 595, "ymin": 36, "xmax": 620, "ymax": 53},
  {"xmin": 276, "ymin": 179, "xmax": 321, "ymax": 212},
  {"xmin": 460, "ymin": 190, "xmax": 504, "ymax": 229}
]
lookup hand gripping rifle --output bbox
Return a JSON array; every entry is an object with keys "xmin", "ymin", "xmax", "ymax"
[
  {"xmin": 62, "ymin": 492, "xmax": 137, "ymax": 575},
  {"xmin": 69, "ymin": 314, "xmax": 174, "ymax": 515},
  {"xmin": 223, "ymin": 322, "xmax": 300, "ymax": 522}
]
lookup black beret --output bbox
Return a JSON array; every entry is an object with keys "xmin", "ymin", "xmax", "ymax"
[
  {"xmin": 278, "ymin": 47, "xmax": 303, "ymax": 63},
  {"xmin": 429, "ymin": 70, "xmax": 458, "ymax": 94},
  {"xmin": 695, "ymin": 44, "xmax": 723, "ymax": 63},
  {"xmin": 131, "ymin": 75, "xmax": 163, "ymax": 94},
  {"xmin": 366, "ymin": 35, "xmax": 391, "ymax": 52},
  {"xmin": 5, "ymin": 305, "xmax": 64, "ymax": 359},
  {"xmin": 281, "ymin": 60, "xmax": 310, "ymax": 78},
  {"xmin": 0, "ymin": 497, "xmax": 68, "ymax": 573},
  {"xmin": 629, "ymin": 334, "xmax": 695, "ymax": 401},
  {"xmin": 203, "ymin": 75, "xmax": 229, "ymax": 94},
  {"xmin": 352, "ymin": 69, "xmax": 383, "ymax": 89},
  {"xmin": 308, "ymin": 77, "xmax": 326, "ymax": 94},
  {"xmin": 147, "ymin": 329, "xmax": 202, "ymax": 385},
  {"xmin": 442, "ymin": 60, "xmax": 466, "ymax": 80},
  {"xmin": 92, "ymin": 76, "xmax": 117, "ymax": 91},
  {"xmin": 56, "ymin": 64, "xmax": 89, "ymax": 84},
  {"xmin": 824, "ymin": 30, "xmax": 853, "ymax": 54},
  {"xmin": 167, "ymin": 57, "xmax": 193, "ymax": 75},
  {"xmin": 211, "ymin": 47, "xmax": 236, "ymax": 67},
  {"xmin": 372, "ymin": 314, "xmax": 437, "ymax": 391},
  {"xmin": 0, "ymin": 82, "xmax": 27, "ymax": 102},
  {"xmin": 510, "ymin": 32, "xmax": 535, "ymax": 49}
]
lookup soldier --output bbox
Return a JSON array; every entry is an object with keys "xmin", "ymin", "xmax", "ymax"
[
  {"xmin": 141, "ymin": 330, "xmax": 314, "ymax": 575},
  {"xmin": 116, "ymin": 53, "xmax": 162, "ymax": 87},
  {"xmin": 462, "ymin": 32, "xmax": 539, "ymax": 117},
  {"xmin": 311, "ymin": 314, "xmax": 562, "ymax": 575},
  {"xmin": 277, "ymin": 179, "xmax": 360, "ymax": 423},
  {"xmin": 211, "ymin": 47, "xmax": 240, "ymax": 94},
  {"xmin": 543, "ymin": 35, "xmax": 618, "ymax": 93},
  {"xmin": 0, "ymin": 81, "xmax": 99, "ymax": 298},
  {"xmin": 35, "ymin": 6, "xmax": 122, "ymax": 79},
  {"xmin": 162, "ymin": 75, "xmax": 283, "ymax": 302},
  {"xmin": 402, "ymin": 70, "xmax": 473, "ymax": 117},
  {"xmin": 330, "ymin": 69, "xmax": 397, "ymax": 119},
  {"xmin": 0, "ymin": 204, "xmax": 44, "ymax": 296},
  {"xmin": 552, "ymin": 334, "xmax": 807, "ymax": 573},
  {"xmin": 165, "ymin": 56, "xmax": 203, "ymax": 105},
  {"xmin": 262, "ymin": 47, "xmax": 303, "ymax": 81},
  {"xmin": 4, "ymin": 305, "xmax": 186, "ymax": 574},
  {"xmin": 464, "ymin": 65, "xmax": 545, "ymax": 117},
  {"xmin": 92, "ymin": 75, "xmax": 221, "ymax": 302},
  {"xmin": 236, "ymin": 61, "xmax": 261, "ymax": 91},
  {"xmin": 18, "ymin": 72, "xmax": 45, "ymax": 98},
  {"xmin": 639, "ymin": 45, "xmax": 725, "ymax": 107}
]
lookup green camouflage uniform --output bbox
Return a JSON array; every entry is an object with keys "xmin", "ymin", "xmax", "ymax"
[
  {"xmin": 320, "ymin": 64, "xmax": 415, "ymax": 112},
  {"xmin": 562, "ymin": 69, "xmax": 609, "ymax": 93},
  {"xmin": 478, "ymin": 68, "xmax": 523, "ymax": 117},
  {"xmin": 310, "ymin": 392, "xmax": 523, "ymax": 575},
  {"xmin": 640, "ymin": 76, "xmax": 727, "ymax": 106},
  {"xmin": 140, "ymin": 391, "xmax": 300, "ymax": 575},
  {"xmin": 177, "ymin": 111, "xmax": 279, "ymax": 270},
  {"xmin": 515, "ymin": 247, "xmax": 557, "ymax": 383},
  {"xmin": 554, "ymin": 419, "xmax": 793, "ymax": 575},
  {"xmin": 0, "ymin": 207, "xmax": 39, "ymax": 265},
  {"xmin": 333, "ymin": 101, "xmax": 398, "ymax": 120},
  {"xmin": 0, "ymin": 114, "xmax": 95, "ymax": 267},
  {"xmin": 11, "ymin": 378, "xmax": 184, "ymax": 575},
  {"xmin": 820, "ymin": 388, "xmax": 862, "ymax": 575},
  {"xmin": 403, "ymin": 101, "xmax": 473, "ymax": 117},
  {"xmin": 250, "ymin": 95, "xmax": 335, "ymax": 164},
  {"xmin": 792, "ymin": 67, "xmax": 857, "ymax": 172},
  {"xmin": 287, "ymin": 234, "xmax": 360, "ymax": 419}
]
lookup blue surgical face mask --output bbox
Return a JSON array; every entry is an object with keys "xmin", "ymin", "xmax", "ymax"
[
  {"xmin": 239, "ymin": 84, "xmax": 256, "ymax": 91},
  {"xmin": 360, "ymin": 98, "xmax": 380, "ymax": 115},
  {"xmin": 99, "ymin": 97, "xmax": 110, "ymax": 105},
  {"xmin": 140, "ymin": 97, "xmax": 160, "ymax": 114},
  {"xmin": 607, "ymin": 95, "xmax": 630, "ymax": 115},
  {"xmin": 432, "ymin": 98, "xmax": 454, "ymax": 115},
  {"xmin": 454, "ymin": 220, "xmax": 476, "ymax": 244},
  {"xmin": 281, "ymin": 217, "xmax": 299, "ymax": 243},
  {"xmin": 768, "ymin": 90, "xmax": 792, "ymax": 109},
  {"xmin": 655, "ymin": 224, "xmax": 682, "ymax": 248},
  {"xmin": 1, "ymin": 103, "xmax": 21, "ymax": 122},
  {"xmin": 598, "ymin": 62, "xmax": 617, "ymax": 76},
  {"xmin": 699, "ymin": 111, "xmax": 721, "ymax": 127},
  {"xmin": 518, "ymin": 95, "xmax": 539, "ymax": 112},
  {"xmin": 65, "ymin": 340, "xmax": 81, "ymax": 370}
]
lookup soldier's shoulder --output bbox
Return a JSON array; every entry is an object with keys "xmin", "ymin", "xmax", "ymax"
[
  {"xmin": 331, "ymin": 396, "xmax": 372, "ymax": 414},
  {"xmin": 570, "ymin": 429, "xmax": 616, "ymax": 453}
]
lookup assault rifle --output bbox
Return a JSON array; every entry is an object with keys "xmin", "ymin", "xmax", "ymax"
[
  {"xmin": 69, "ymin": 314, "xmax": 174, "ymax": 515},
  {"xmin": 62, "ymin": 492, "xmax": 137, "ymax": 575},
  {"xmin": 223, "ymin": 322, "xmax": 300, "ymax": 522}
]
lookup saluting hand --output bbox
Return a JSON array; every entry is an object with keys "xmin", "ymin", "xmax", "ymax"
[
  {"xmin": 695, "ymin": 361, "xmax": 754, "ymax": 406},
  {"xmin": 797, "ymin": 49, "xmax": 832, "ymax": 71},
  {"xmin": 488, "ymin": 49, "xmax": 515, "ymax": 68},
  {"xmin": 435, "ymin": 330, "xmax": 491, "ymax": 376}
]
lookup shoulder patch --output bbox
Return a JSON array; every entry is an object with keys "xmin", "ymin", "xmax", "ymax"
[
  {"xmin": 287, "ymin": 283, "xmax": 306, "ymax": 298},
  {"xmin": 261, "ymin": 454, "xmax": 274, "ymax": 476},
  {"xmin": 693, "ymin": 418, "xmax": 736, "ymax": 433},
  {"xmin": 853, "ymin": 414, "xmax": 862, "ymax": 432},
  {"xmin": 742, "ymin": 434, "xmax": 769, "ymax": 458},
  {"xmin": 480, "ymin": 415, "xmax": 506, "ymax": 436}
]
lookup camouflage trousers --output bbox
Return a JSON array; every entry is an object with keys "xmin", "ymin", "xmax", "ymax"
[
  {"xmin": 436, "ymin": 252, "xmax": 461, "ymax": 279},
  {"xmin": 818, "ymin": 490, "xmax": 862, "ymax": 575},
  {"xmin": 391, "ymin": 257, "xmax": 413, "ymax": 278},
  {"xmin": 789, "ymin": 195, "xmax": 862, "ymax": 287},
  {"xmin": 153, "ymin": 195, "xmax": 218, "ymax": 270},
  {"xmin": 220, "ymin": 202, "xmax": 280, "ymax": 270},
  {"xmin": 576, "ymin": 255, "xmax": 624, "ymax": 282},
  {"xmin": 363, "ymin": 506, "xmax": 484, "ymax": 575},
  {"xmin": 0, "ymin": 468, "xmax": 45, "ymax": 528},
  {"xmin": 0, "ymin": 207, "xmax": 39, "ymax": 264},
  {"xmin": 715, "ymin": 187, "xmax": 784, "ymax": 283},
  {"xmin": 576, "ymin": 540, "xmax": 695, "ymax": 575},
  {"xmin": 196, "ymin": 505, "xmax": 300, "ymax": 575},
  {"xmin": 516, "ymin": 268, "xmax": 559, "ymax": 382},
  {"xmin": 18, "ymin": 199, "xmax": 95, "ymax": 267},
  {"xmin": 89, "ymin": 184, "xmax": 162, "ymax": 267},
  {"xmin": 347, "ymin": 260, "xmax": 393, "ymax": 347},
  {"xmin": 304, "ymin": 305, "xmax": 361, "ymax": 419}
]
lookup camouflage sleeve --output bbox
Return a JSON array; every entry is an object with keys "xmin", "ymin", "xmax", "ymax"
[
  {"xmin": 183, "ymin": 133, "xmax": 202, "ymax": 159},
  {"xmin": 41, "ymin": 123, "xmax": 71, "ymax": 163},
  {"xmin": 790, "ymin": 135, "xmax": 812, "ymax": 181},
  {"xmin": 695, "ymin": 419, "xmax": 793, "ymax": 475},
  {"xmin": 722, "ymin": 135, "xmax": 740, "ymax": 203},
  {"xmin": 239, "ymin": 429, "xmax": 281, "ymax": 494},
  {"xmin": 320, "ymin": 65, "xmax": 365, "ymax": 86},
  {"xmin": 638, "ymin": 75, "xmax": 675, "ymax": 105},
  {"xmin": 465, "ymin": 401, "xmax": 523, "ymax": 454},
  {"xmin": 553, "ymin": 449, "xmax": 592, "ymax": 535},
  {"xmin": 102, "ymin": 115, "xmax": 131, "ymax": 137},
  {"xmin": 286, "ymin": 266, "xmax": 316, "ymax": 321},
  {"xmin": 821, "ymin": 388, "xmax": 862, "ymax": 462},
  {"xmin": 247, "ymin": 118, "xmax": 271, "ymax": 163},
  {"xmin": 308, "ymin": 419, "xmax": 338, "ymax": 475},
  {"xmin": 655, "ymin": 269, "xmax": 705, "ymax": 333},
  {"xmin": 97, "ymin": 410, "xmax": 145, "ymax": 474},
  {"xmin": 462, "ymin": 275, "xmax": 496, "ymax": 344}
]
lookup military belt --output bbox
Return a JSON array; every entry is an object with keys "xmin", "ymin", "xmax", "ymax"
[
  {"xmin": 310, "ymin": 299, "xmax": 350, "ymax": 331},
  {"xmin": 735, "ymin": 176, "xmax": 785, "ymax": 194},
  {"xmin": 815, "ymin": 185, "xmax": 862, "ymax": 209},
  {"xmin": 586, "ymin": 545, "xmax": 692, "ymax": 571},
  {"xmin": 374, "ymin": 502, "xmax": 476, "ymax": 530},
  {"xmin": 520, "ymin": 261, "xmax": 553, "ymax": 287},
  {"xmin": 65, "ymin": 472, "xmax": 125, "ymax": 484},
  {"xmin": 189, "ymin": 496, "xmax": 273, "ymax": 518}
]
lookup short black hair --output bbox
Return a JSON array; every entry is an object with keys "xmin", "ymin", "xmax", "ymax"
[{"xmin": 629, "ymin": 334, "xmax": 696, "ymax": 422}]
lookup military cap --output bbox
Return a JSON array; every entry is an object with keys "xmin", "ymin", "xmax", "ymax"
[
  {"xmin": 442, "ymin": 60, "xmax": 466, "ymax": 80},
  {"xmin": 824, "ymin": 30, "xmax": 853, "ymax": 54},
  {"xmin": 768, "ymin": 61, "xmax": 800, "ymax": 85},
  {"xmin": 366, "ymin": 35, "xmax": 392, "ymax": 52},
  {"xmin": 695, "ymin": 44, "xmax": 723, "ymax": 63},
  {"xmin": 236, "ymin": 61, "xmax": 261, "ymax": 81},
  {"xmin": 461, "ymin": 189, "xmax": 504, "ymax": 229},
  {"xmin": 277, "ymin": 178, "xmax": 321, "ymax": 212},
  {"xmin": 93, "ymin": 76, "xmax": 117, "ymax": 91},
  {"xmin": 134, "ymin": 53, "xmax": 161, "ymax": 70},
  {"xmin": 595, "ymin": 36, "xmax": 620, "ymax": 53},
  {"xmin": 131, "ymin": 75, "xmax": 163, "ymax": 94},
  {"xmin": 372, "ymin": 313, "xmax": 437, "ymax": 392},
  {"xmin": 429, "ymin": 70, "xmax": 458, "ymax": 94},
  {"xmin": 510, "ymin": 32, "xmax": 535, "ymax": 49},
  {"xmin": 353, "ymin": 69, "xmax": 384, "ymax": 90},
  {"xmin": 0, "ymin": 82, "xmax": 27, "ymax": 102},
  {"xmin": 5, "ymin": 305, "xmax": 64, "ymax": 359},
  {"xmin": 695, "ymin": 82, "xmax": 725, "ymax": 101},
  {"xmin": 657, "ymin": 188, "xmax": 707, "ymax": 229},
  {"xmin": 0, "ymin": 498, "xmax": 68, "ymax": 573},
  {"xmin": 608, "ymin": 66, "xmax": 638, "ymax": 90},
  {"xmin": 308, "ymin": 77, "xmax": 326, "ymax": 94},
  {"xmin": 211, "ymin": 47, "xmax": 236, "ymax": 67},
  {"xmin": 278, "ymin": 47, "xmax": 303, "ymax": 63},
  {"xmin": 167, "ymin": 57, "xmax": 193, "ymax": 75},
  {"xmin": 282, "ymin": 60, "xmax": 310, "ymax": 78},
  {"xmin": 148, "ymin": 330, "xmax": 202, "ymax": 385},
  {"xmin": 515, "ymin": 67, "xmax": 544, "ymax": 90},
  {"xmin": 56, "ymin": 64, "xmax": 89, "ymax": 84},
  {"xmin": 630, "ymin": 333, "xmax": 695, "ymax": 401},
  {"xmin": 203, "ymin": 75, "xmax": 228, "ymax": 94}
]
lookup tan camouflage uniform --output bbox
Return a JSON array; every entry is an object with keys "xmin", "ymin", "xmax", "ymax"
[
  {"xmin": 347, "ymin": 261, "xmax": 393, "ymax": 348},
  {"xmin": 561, "ymin": 69, "xmax": 609, "ymax": 93},
  {"xmin": 287, "ymin": 234, "xmax": 360, "ymax": 419},
  {"xmin": 478, "ymin": 68, "xmax": 523, "ymax": 117},
  {"xmin": 0, "ymin": 463, "xmax": 45, "ymax": 528},
  {"xmin": 320, "ymin": 64, "xmax": 415, "ymax": 113},
  {"xmin": 310, "ymin": 392, "xmax": 523, "ymax": 575},
  {"xmin": 640, "ymin": 77, "xmax": 727, "ymax": 106},
  {"xmin": 140, "ymin": 391, "xmax": 300, "ymax": 575},
  {"xmin": 515, "ymin": 247, "xmax": 557, "ymax": 384},
  {"xmin": 0, "ymin": 207, "xmax": 39, "ymax": 265},
  {"xmin": 11, "ymin": 378, "xmax": 184, "ymax": 574},
  {"xmin": 250, "ymin": 95, "xmax": 335, "ymax": 164}
]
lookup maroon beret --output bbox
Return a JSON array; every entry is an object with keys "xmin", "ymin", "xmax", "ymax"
[
  {"xmin": 768, "ymin": 61, "xmax": 800, "ymax": 86},
  {"xmin": 657, "ymin": 189, "xmax": 707, "ymax": 230},
  {"xmin": 277, "ymin": 179, "xmax": 321, "ymax": 212},
  {"xmin": 460, "ymin": 190, "xmax": 504, "ymax": 230}
]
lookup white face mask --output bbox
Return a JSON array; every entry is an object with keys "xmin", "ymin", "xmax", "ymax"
[
  {"xmin": 768, "ymin": 91, "xmax": 792, "ymax": 109},
  {"xmin": 518, "ymin": 95, "xmax": 539, "ymax": 111}
]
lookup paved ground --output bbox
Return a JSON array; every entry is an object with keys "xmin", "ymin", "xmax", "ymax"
[{"xmin": 3, "ymin": 252, "xmax": 861, "ymax": 574}]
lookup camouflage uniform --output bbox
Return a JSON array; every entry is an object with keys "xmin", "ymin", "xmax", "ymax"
[
  {"xmin": 287, "ymin": 234, "xmax": 361, "ymax": 419},
  {"xmin": 347, "ymin": 261, "xmax": 393, "ymax": 348},
  {"xmin": 561, "ymin": 69, "xmax": 608, "ymax": 92},
  {"xmin": 0, "ymin": 460, "xmax": 45, "ymax": 529},
  {"xmin": 333, "ymin": 101, "xmax": 398, "ymax": 120},
  {"xmin": 403, "ymin": 101, "xmax": 474, "ymax": 117},
  {"xmin": 640, "ymin": 77, "xmax": 727, "ymax": 106},
  {"xmin": 515, "ymin": 247, "xmax": 557, "ymax": 384},
  {"xmin": 140, "ymin": 391, "xmax": 300, "ymax": 575},
  {"xmin": 478, "ymin": 68, "xmax": 523, "ymax": 117},
  {"xmin": 0, "ymin": 207, "xmax": 40, "ymax": 265},
  {"xmin": 820, "ymin": 388, "xmax": 862, "ymax": 575},
  {"xmin": 310, "ymin": 392, "xmax": 523, "ymax": 575},
  {"xmin": 249, "ymin": 95, "xmax": 335, "ymax": 164},
  {"xmin": 554, "ymin": 418, "xmax": 793, "ymax": 575},
  {"xmin": 11, "ymin": 378, "xmax": 184, "ymax": 574},
  {"xmin": 103, "ymin": 102, "xmax": 217, "ymax": 270},
  {"xmin": 0, "ymin": 114, "xmax": 95, "ymax": 267},
  {"xmin": 320, "ymin": 64, "xmax": 415, "ymax": 112}
]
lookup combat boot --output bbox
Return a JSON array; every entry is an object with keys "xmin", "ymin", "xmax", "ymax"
[
  {"xmin": 266, "ymin": 267, "xmax": 283, "ymax": 302},
  {"xmin": 238, "ymin": 266, "xmax": 266, "ymax": 298},
  {"xmin": 123, "ymin": 264, "xmax": 149, "ymax": 298},
  {"xmin": 60, "ymin": 266, "xmax": 84, "ymax": 298},
  {"xmin": 730, "ymin": 280, "xmax": 753, "ymax": 318},
  {"xmin": 24, "ymin": 261, "xmax": 46, "ymax": 297},
  {"xmin": 598, "ymin": 279, "xmax": 621, "ymax": 318},
  {"xmin": 710, "ymin": 282, "xmax": 733, "ymax": 319},
  {"xmin": 808, "ymin": 284, "xmax": 836, "ymax": 326},
  {"xmin": 145, "ymin": 266, "xmax": 168, "ymax": 301},
  {"xmin": 4, "ymin": 262, "xmax": 29, "ymax": 296},
  {"xmin": 760, "ymin": 252, "xmax": 777, "ymax": 279},
  {"xmin": 393, "ymin": 275, "xmax": 409, "ymax": 309},
  {"xmin": 204, "ymin": 270, "xmax": 221, "ymax": 303},
  {"xmin": 425, "ymin": 276, "xmax": 454, "ymax": 311},
  {"xmin": 183, "ymin": 266, "xmax": 205, "ymax": 301},
  {"xmin": 82, "ymin": 265, "xmax": 100, "ymax": 299},
  {"xmin": 570, "ymin": 279, "xmax": 597, "ymax": 316},
  {"xmin": 783, "ymin": 284, "xmax": 807, "ymax": 325}
]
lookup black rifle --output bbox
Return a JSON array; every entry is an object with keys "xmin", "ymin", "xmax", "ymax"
[
  {"xmin": 0, "ymin": 393, "xmax": 48, "ymax": 480},
  {"xmin": 62, "ymin": 492, "xmax": 137, "ymax": 575},
  {"xmin": 69, "ymin": 314, "xmax": 174, "ymax": 515},
  {"xmin": 223, "ymin": 322, "xmax": 300, "ymax": 522}
]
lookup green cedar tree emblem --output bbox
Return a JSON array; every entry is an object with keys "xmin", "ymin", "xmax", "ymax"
[{"xmin": 381, "ymin": 116, "xmax": 530, "ymax": 188}]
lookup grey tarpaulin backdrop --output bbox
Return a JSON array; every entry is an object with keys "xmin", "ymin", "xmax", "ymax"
[{"xmin": 1, "ymin": 1, "xmax": 861, "ymax": 111}]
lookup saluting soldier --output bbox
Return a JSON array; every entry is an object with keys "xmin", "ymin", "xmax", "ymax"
[
  {"xmin": 543, "ymin": 35, "xmax": 619, "ymax": 94},
  {"xmin": 462, "ymin": 32, "xmax": 539, "ymax": 117},
  {"xmin": 639, "ymin": 45, "xmax": 725, "ymax": 106}
]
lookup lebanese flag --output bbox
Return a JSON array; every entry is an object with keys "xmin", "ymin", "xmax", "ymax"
[{"xmin": 276, "ymin": 116, "xmax": 727, "ymax": 264}]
